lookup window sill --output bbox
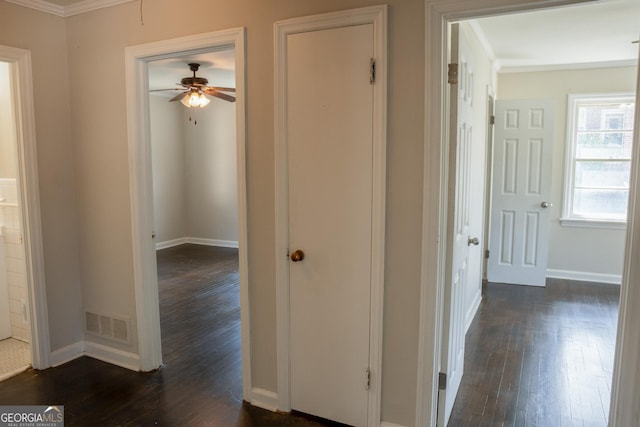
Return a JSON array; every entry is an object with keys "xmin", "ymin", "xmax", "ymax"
[{"xmin": 560, "ymin": 217, "xmax": 627, "ymax": 230}]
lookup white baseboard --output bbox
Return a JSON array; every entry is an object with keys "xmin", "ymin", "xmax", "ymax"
[
  {"xmin": 248, "ymin": 387, "xmax": 279, "ymax": 412},
  {"xmin": 50, "ymin": 340, "xmax": 140, "ymax": 371},
  {"xmin": 381, "ymin": 422, "xmax": 409, "ymax": 427},
  {"xmin": 546, "ymin": 269, "xmax": 621, "ymax": 285},
  {"xmin": 84, "ymin": 341, "xmax": 141, "ymax": 371},
  {"xmin": 155, "ymin": 237, "xmax": 189, "ymax": 250},
  {"xmin": 156, "ymin": 237, "xmax": 239, "ymax": 250},
  {"xmin": 465, "ymin": 288, "xmax": 482, "ymax": 332},
  {"xmin": 50, "ymin": 341, "xmax": 84, "ymax": 367}
]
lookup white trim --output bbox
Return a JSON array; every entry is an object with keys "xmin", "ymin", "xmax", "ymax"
[
  {"xmin": 50, "ymin": 342, "xmax": 84, "ymax": 367},
  {"xmin": 559, "ymin": 218, "xmax": 626, "ymax": 229},
  {"xmin": 274, "ymin": 6, "xmax": 387, "ymax": 425},
  {"xmin": 611, "ymin": 47, "xmax": 640, "ymax": 425},
  {"xmin": 546, "ymin": 269, "xmax": 622, "ymax": 285},
  {"xmin": 50, "ymin": 341, "xmax": 141, "ymax": 371},
  {"xmin": 419, "ymin": 1, "xmax": 604, "ymax": 427},
  {"xmin": 248, "ymin": 388, "xmax": 280, "ymax": 412},
  {"xmin": 83, "ymin": 341, "xmax": 141, "ymax": 371},
  {"xmin": 0, "ymin": 45, "xmax": 50, "ymax": 370},
  {"xmin": 155, "ymin": 237, "xmax": 189, "ymax": 250},
  {"xmin": 380, "ymin": 422, "xmax": 410, "ymax": 427},
  {"xmin": 155, "ymin": 237, "xmax": 239, "ymax": 250},
  {"xmin": 497, "ymin": 59, "xmax": 638, "ymax": 74},
  {"xmin": 5, "ymin": 0, "xmax": 135, "ymax": 17},
  {"xmin": 465, "ymin": 289, "xmax": 482, "ymax": 332},
  {"xmin": 124, "ymin": 27, "xmax": 251, "ymax": 401}
]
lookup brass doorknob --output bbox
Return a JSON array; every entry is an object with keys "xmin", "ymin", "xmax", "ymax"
[{"xmin": 290, "ymin": 249, "xmax": 305, "ymax": 262}]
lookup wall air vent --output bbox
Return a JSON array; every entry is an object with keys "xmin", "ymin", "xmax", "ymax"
[{"xmin": 84, "ymin": 311, "xmax": 131, "ymax": 344}]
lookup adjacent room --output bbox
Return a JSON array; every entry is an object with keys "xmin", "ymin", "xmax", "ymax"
[{"xmin": 441, "ymin": 0, "xmax": 639, "ymax": 425}]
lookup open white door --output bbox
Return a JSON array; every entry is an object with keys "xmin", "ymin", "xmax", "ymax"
[
  {"xmin": 438, "ymin": 23, "xmax": 476, "ymax": 426},
  {"xmin": 487, "ymin": 99, "xmax": 554, "ymax": 286}
]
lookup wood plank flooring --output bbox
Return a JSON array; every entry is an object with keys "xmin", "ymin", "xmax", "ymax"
[
  {"xmin": 0, "ymin": 244, "xmax": 343, "ymax": 426},
  {"xmin": 0, "ymin": 247, "xmax": 621, "ymax": 426},
  {"xmin": 449, "ymin": 279, "xmax": 620, "ymax": 427}
]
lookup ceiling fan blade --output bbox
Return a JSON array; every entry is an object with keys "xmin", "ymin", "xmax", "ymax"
[
  {"xmin": 207, "ymin": 86, "xmax": 236, "ymax": 93},
  {"xmin": 169, "ymin": 91, "xmax": 189, "ymax": 102},
  {"xmin": 149, "ymin": 88, "xmax": 183, "ymax": 92},
  {"xmin": 208, "ymin": 91, "xmax": 236, "ymax": 103}
]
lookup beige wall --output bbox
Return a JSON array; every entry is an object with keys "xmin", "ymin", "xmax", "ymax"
[
  {"xmin": 0, "ymin": 2, "xmax": 83, "ymax": 351},
  {"xmin": 58, "ymin": 1, "xmax": 424, "ymax": 425},
  {"xmin": 150, "ymin": 95, "xmax": 186, "ymax": 243},
  {"xmin": 150, "ymin": 91, "xmax": 239, "ymax": 245},
  {"xmin": 497, "ymin": 66, "xmax": 636, "ymax": 280}
]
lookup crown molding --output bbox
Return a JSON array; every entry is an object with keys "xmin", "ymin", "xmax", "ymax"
[{"xmin": 5, "ymin": 0, "xmax": 135, "ymax": 17}]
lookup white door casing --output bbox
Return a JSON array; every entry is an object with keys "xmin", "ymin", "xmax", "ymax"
[
  {"xmin": 488, "ymin": 99, "xmax": 553, "ymax": 287},
  {"xmin": 438, "ymin": 23, "xmax": 474, "ymax": 426},
  {"xmin": 0, "ymin": 45, "xmax": 49, "ymax": 369},
  {"xmin": 124, "ymin": 28, "xmax": 250, "ymax": 392},
  {"xmin": 275, "ymin": 6, "xmax": 387, "ymax": 427}
]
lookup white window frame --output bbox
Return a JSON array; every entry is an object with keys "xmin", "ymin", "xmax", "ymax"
[{"xmin": 561, "ymin": 92, "xmax": 635, "ymax": 229}]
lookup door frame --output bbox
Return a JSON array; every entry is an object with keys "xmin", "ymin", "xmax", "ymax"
[
  {"xmin": 0, "ymin": 45, "xmax": 50, "ymax": 370},
  {"xmin": 124, "ymin": 28, "xmax": 250, "ymax": 396},
  {"xmin": 274, "ymin": 6, "xmax": 387, "ymax": 425},
  {"xmin": 417, "ymin": 0, "xmax": 639, "ymax": 426}
]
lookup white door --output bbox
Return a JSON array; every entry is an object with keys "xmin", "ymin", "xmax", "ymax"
[
  {"xmin": 287, "ymin": 24, "xmax": 374, "ymax": 427},
  {"xmin": 439, "ymin": 23, "xmax": 476, "ymax": 426},
  {"xmin": 487, "ymin": 99, "xmax": 554, "ymax": 286}
]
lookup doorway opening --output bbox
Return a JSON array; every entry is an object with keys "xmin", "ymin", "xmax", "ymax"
[
  {"xmin": 0, "ymin": 46, "xmax": 49, "ymax": 379},
  {"xmin": 419, "ymin": 0, "xmax": 640, "ymax": 426},
  {"xmin": 0, "ymin": 60, "xmax": 31, "ymax": 381},
  {"xmin": 124, "ymin": 29, "xmax": 250, "ymax": 398},
  {"xmin": 147, "ymin": 49, "xmax": 242, "ymax": 389}
]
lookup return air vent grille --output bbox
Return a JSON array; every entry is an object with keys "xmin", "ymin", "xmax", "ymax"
[{"xmin": 85, "ymin": 311, "xmax": 130, "ymax": 344}]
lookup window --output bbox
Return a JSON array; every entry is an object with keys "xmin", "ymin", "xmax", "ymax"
[{"xmin": 562, "ymin": 93, "xmax": 635, "ymax": 227}]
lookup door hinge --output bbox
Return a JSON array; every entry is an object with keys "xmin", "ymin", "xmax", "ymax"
[
  {"xmin": 485, "ymin": 249, "xmax": 490, "ymax": 259},
  {"xmin": 447, "ymin": 63, "xmax": 458, "ymax": 85},
  {"xmin": 439, "ymin": 372, "xmax": 447, "ymax": 390},
  {"xmin": 370, "ymin": 58, "xmax": 376, "ymax": 84},
  {"xmin": 365, "ymin": 367, "xmax": 371, "ymax": 390},
  {"xmin": 489, "ymin": 115, "xmax": 495, "ymax": 125}
]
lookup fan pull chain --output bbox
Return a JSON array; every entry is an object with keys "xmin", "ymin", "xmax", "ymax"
[{"xmin": 140, "ymin": 0, "xmax": 144, "ymax": 26}]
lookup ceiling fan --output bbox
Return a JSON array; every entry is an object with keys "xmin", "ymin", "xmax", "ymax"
[{"xmin": 150, "ymin": 62, "xmax": 236, "ymax": 107}]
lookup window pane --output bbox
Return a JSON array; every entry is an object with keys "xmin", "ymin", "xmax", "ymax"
[
  {"xmin": 573, "ymin": 188, "xmax": 628, "ymax": 220},
  {"xmin": 577, "ymin": 103, "xmax": 634, "ymax": 132},
  {"xmin": 576, "ymin": 132, "xmax": 632, "ymax": 159},
  {"xmin": 575, "ymin": 160, "xmax": 631, "ymax": 189}
]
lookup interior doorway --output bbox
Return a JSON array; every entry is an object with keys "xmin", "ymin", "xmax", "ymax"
[
  {"xmin": 442, "ymin": 5, "xmax": 635, "ymax": 426},
  {"xmin": 419, "ymin": 1, "xmax": 640, "ymax": 426},
  {"xmin": 0, "ymin": 46, "xmax": 49, "ymax": 376},
  {"xmin": 124, "ymin": 29, "xmax": 250, "ymax": 398}
]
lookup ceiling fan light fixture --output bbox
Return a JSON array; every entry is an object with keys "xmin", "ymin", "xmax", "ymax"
[{"xmin": 181, "ymin": 90, "xmax": 210, "ymax": 108}]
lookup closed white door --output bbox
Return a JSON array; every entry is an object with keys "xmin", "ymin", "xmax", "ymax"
[
  {"xmin": 287, "ymin": 24, "xmax": 374, "ymax": 427},
  {"xmin": 439, "ymin": 23, "xmax": 476, "ymax": 427},
  {"xmin": 488, "ymin": 99, "xmax": 554, "ymax": 286}
]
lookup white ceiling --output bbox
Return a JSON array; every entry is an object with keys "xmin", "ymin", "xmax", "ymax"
[
  {"xmin": 471, "ymin": 0, "xmax": 640, "ymax": 72},
  {"xmin": 147, "ymin": 48, "xmax": 236, "ymax": 96}
]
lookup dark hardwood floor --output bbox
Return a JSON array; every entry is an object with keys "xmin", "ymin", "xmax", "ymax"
[
  {"xmin": 449, "ymin": 279, "xmax": 620, "ymax": 427},
  {"xmin": 0, "ymin": 248, "xmax": 621, "ymax": 426},
  {"xmin": 0, "ymin": 244, "xmax": 343, "ymax": 426}
]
